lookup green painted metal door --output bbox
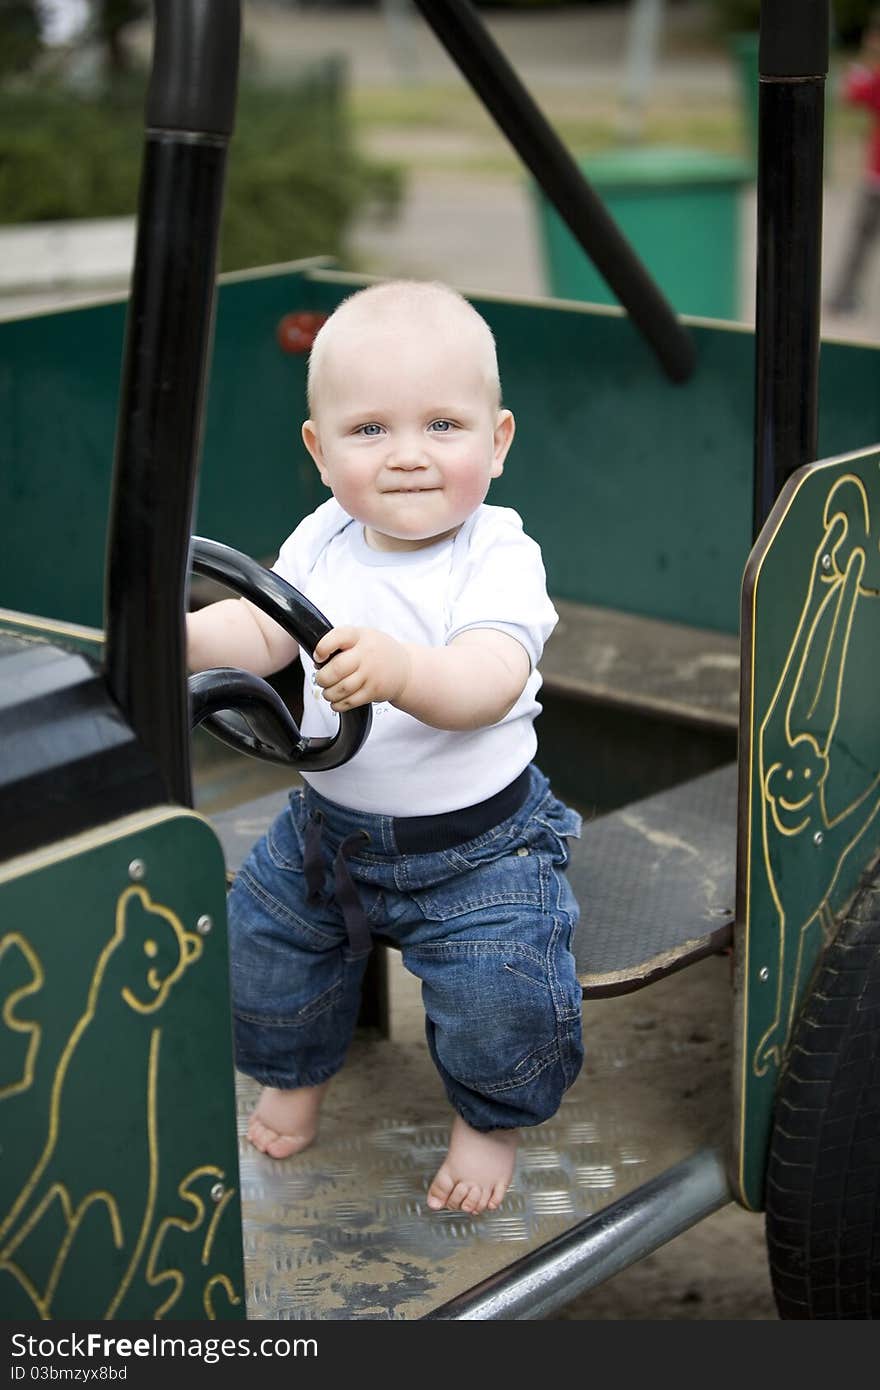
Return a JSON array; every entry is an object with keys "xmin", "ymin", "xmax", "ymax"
[{"xmin": 0, "ymin": 809, "xmax": 245, "ymax": 1319}]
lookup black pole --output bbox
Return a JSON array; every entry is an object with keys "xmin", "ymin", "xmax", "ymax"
[
  {"xmin": 412, "ymin": 0, "xmax": 696, "ymax": 385},
  {"xmin": 753, "ymin": 0, "xmax": 829, "ymax": 538},
  {"xmin": 103, "ymin": 0, "xmax": 241, "ymax": 806}
]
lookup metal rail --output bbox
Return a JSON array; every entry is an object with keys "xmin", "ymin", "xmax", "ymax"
[
  {"xmin": 412, "ymin": 0, "xmax": 696, "ymax": 384},
  {"xmin": 422, "ymin": 1148, "xmax": 731, "ymax": 1319}
]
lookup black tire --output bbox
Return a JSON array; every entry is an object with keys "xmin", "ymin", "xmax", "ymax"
[{"xmin": 764, "ymin": 871, "xmax": 880, "ymax": 1319}]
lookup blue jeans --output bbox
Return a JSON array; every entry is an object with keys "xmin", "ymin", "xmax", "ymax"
[{"xmin": 227, "ymin": 764, "xmax": 584, "ymax": 1132}]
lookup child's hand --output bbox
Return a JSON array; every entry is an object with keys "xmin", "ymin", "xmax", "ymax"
[{"xmin": 312, "ymin": 627, "xmax": 411, "ymax": 712}]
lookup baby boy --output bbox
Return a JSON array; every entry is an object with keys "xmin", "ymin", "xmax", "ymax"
[{"xmin": 187, "ymin": 279, "xmax": 584, "ymax": 1214}]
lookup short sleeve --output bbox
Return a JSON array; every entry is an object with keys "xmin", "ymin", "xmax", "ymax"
[
  {"xmin": 446, "ymin": 506, "xmax": 558, "ymax": 669},
  {"xmin": 271, "ymin": 498, "xmax": 352, "ymax": 591}
]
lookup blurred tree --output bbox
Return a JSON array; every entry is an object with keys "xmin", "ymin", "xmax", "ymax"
[
  {"xmin": 834, "ymin": 0, "xmax": 876, "ymax": 44},
  {"xmin": 709, "ymin": 0, "xmax": 874, "ymax": 47},
  {"xmin": 91, "ymin": 0, "xmax": 147, "ymax": 76},
  {"xmin": 0, "ymin": 1, "xmax": 42, "ymax": 78},
  {"xmin": 0, "ymin": 69, "xmax": 402, "ymax": 274}
]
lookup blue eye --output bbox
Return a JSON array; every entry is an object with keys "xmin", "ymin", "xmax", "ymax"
[
  {"xmin": 429, "ymin": 419, "xmax": 453, "ymax": 433},
  {"xmin": 358, "ymin": 423, "xmax": 383, "ymax": 436}
]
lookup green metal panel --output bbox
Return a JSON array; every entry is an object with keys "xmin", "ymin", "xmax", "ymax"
[
  {"xmin": 733, "ymin": 446, "xmax": 880, "ymax": 1210},
  {"xmin": 2, "ymin": 264, "xmax": 879, "ymax": 635},
  {"xmin": 198, "ymin": 265, "xmax": 328, "ymax": 558},
  {"xmin": 531, "ymin": 147, "xmax": 752, "ymax": 320},
  {"xmin": 0, "ymin": 259, "xmax": 329, "ymax": 630},
  {"xmin": 0, "ymin": 298, "xmax": 123, "ymax": 631},
  {"xmin": 0, "ymin": 810, "xmax": 245, "ymax": 1319}
]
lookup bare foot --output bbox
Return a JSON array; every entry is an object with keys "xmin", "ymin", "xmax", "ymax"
[
  {"xmin": 426, "ymin": 1114, "xmax": 518, "ymax": 1214},
  {"xmin": 246, "ymin": 1082, "xmax": 329, "ymax": 1159}
]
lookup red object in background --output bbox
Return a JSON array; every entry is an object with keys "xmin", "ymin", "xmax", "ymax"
[{"xmin": 276, "ymin": 311, "xmax": 328, "ymax": 354}]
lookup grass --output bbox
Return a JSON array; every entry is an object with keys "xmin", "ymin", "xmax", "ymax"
[
  {"xmin": 352, "ymin": 79, "xmax": 751, "ymax": 175},
  {"xmin": 350, "ymin": 71, "xmax": 872, "ymax": 181}
]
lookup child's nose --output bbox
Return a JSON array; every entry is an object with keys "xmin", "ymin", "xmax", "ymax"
[{"xmin": 389, "ymin": 437, "xmax": 429, "ymax": 468}]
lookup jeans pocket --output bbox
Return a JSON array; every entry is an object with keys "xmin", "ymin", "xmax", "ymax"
[
  {"xmin": 234, "ymin": 864, "xmax": 340, "ymax": 948},
  {"xmin": 531, "ymin": 794, "xmax": 582, "ymax": 868},
  {"xmin": 235, "ymin": 976, "xmax": 344, "ymax": 1029},
  {"xmin": 409, "ymin": 853, "xmax": 543, "ymax": 923}
]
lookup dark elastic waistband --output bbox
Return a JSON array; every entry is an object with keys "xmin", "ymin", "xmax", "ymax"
[{"xmin": 392, "ymin": 766, "xmax": 532, "ymax": 855}]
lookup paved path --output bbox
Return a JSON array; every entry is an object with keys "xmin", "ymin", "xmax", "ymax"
[{"xmin": 350, "ymin": 168, "xmax": 880, "ymax": 344}]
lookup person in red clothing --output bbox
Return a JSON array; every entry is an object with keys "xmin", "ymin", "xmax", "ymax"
[{"xmin": 827, "ymin": 12, "xmax": 880, "ymax": 314}]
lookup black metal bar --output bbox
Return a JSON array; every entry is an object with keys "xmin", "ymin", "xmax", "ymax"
[
  {"xmin": 753, "ymin": 0, "xmax": 829, "ymax": 537},
  {"xmin": 189, "ymin": 668, "xmax": 309, "ymax": 756},
  {"xmin": 147, "ymin": 0, "xmax": 239, "ymax": 136},
  {"xmin": 411, "ymin": 0, "xmax": 696, "ymax": 384},
  {"xmin": 103, "ymin": 0, "xmax": 240, "ymax": 806}
]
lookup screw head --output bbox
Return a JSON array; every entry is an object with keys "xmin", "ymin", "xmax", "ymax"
[
  {"xmin": 197, "ymin": 914, "xmax": 213, "ymax": 936},
  {"xmin": 813, "ymin": 830, "xmax": 824, "ymax": 847},
  {"xmin": 128, "ymin": 859, "xmax": 146, "ymax": 881},
  {"xmin": 759, "ymin": 966, "xmax": 770, "ymax": 982},
  {"xmin": 210, "ymin": 1182, "xmax": 225, "ymax": 1203},
  {"xmin": 821, "ymin": 553, "xmax": 832, "ymax": 572}
]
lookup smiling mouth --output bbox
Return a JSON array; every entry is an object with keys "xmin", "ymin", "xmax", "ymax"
[{"xmin": 778, "ymin": 794, "xmax": 813, "ymax": 812}]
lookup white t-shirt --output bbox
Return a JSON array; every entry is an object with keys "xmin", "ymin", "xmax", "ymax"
[{"xmin": 272, "ymin": 499, "xmax": 557, "ymax": 815}]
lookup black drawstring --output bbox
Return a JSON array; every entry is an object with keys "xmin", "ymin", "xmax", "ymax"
[
  {"xmin": 333, "ymin": 833, "xmax": 372, "ymax": 958},
  {"xmin": 303, "ymin": 811, "xmax": 326, "ymax": 905},
  {"xmin": 303, "ymin": 812, "xmax": 371, "ymax": 956}
]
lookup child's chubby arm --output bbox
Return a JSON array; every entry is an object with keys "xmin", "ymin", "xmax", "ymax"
[
  {"xmin": 312, "ymin": 626, "xmax": 530, "ymax": 731},
  {"xmin": 186, "ymin": 598, "xmax": 299, "ymax": 677}
]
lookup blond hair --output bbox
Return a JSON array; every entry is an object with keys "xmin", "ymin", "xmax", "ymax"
[{"xmin": 306, "ymin": 279, "xmax": 502, "ymax": 416}]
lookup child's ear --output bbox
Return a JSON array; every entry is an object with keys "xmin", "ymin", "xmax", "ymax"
[
  {"xmin": 491, "ymin": 409, "xmax": 515, "ymax": 478},
  {"xmin": 302, "ymin": 420, "xmax": 329, "ymax": 486}
]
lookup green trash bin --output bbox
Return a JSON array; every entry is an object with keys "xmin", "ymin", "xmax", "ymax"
[{"xmin": 532, "ymin": 145, "xmax": 753, "ymax": 321}]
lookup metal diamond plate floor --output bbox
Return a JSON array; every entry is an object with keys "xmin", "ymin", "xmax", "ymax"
[{"xmin": 237, "ymin": 949, "xmax": 731, "ymax": 1319}]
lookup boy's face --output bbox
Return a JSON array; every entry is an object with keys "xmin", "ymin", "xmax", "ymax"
[{"xmin": 302, "ymin": 317, "xmax": 515, "ymax": 552}]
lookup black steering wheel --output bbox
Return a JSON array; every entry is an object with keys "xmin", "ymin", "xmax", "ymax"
[{"xmin": 188, "ymin": 536, "xmax": 371, "ymax": 772}]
